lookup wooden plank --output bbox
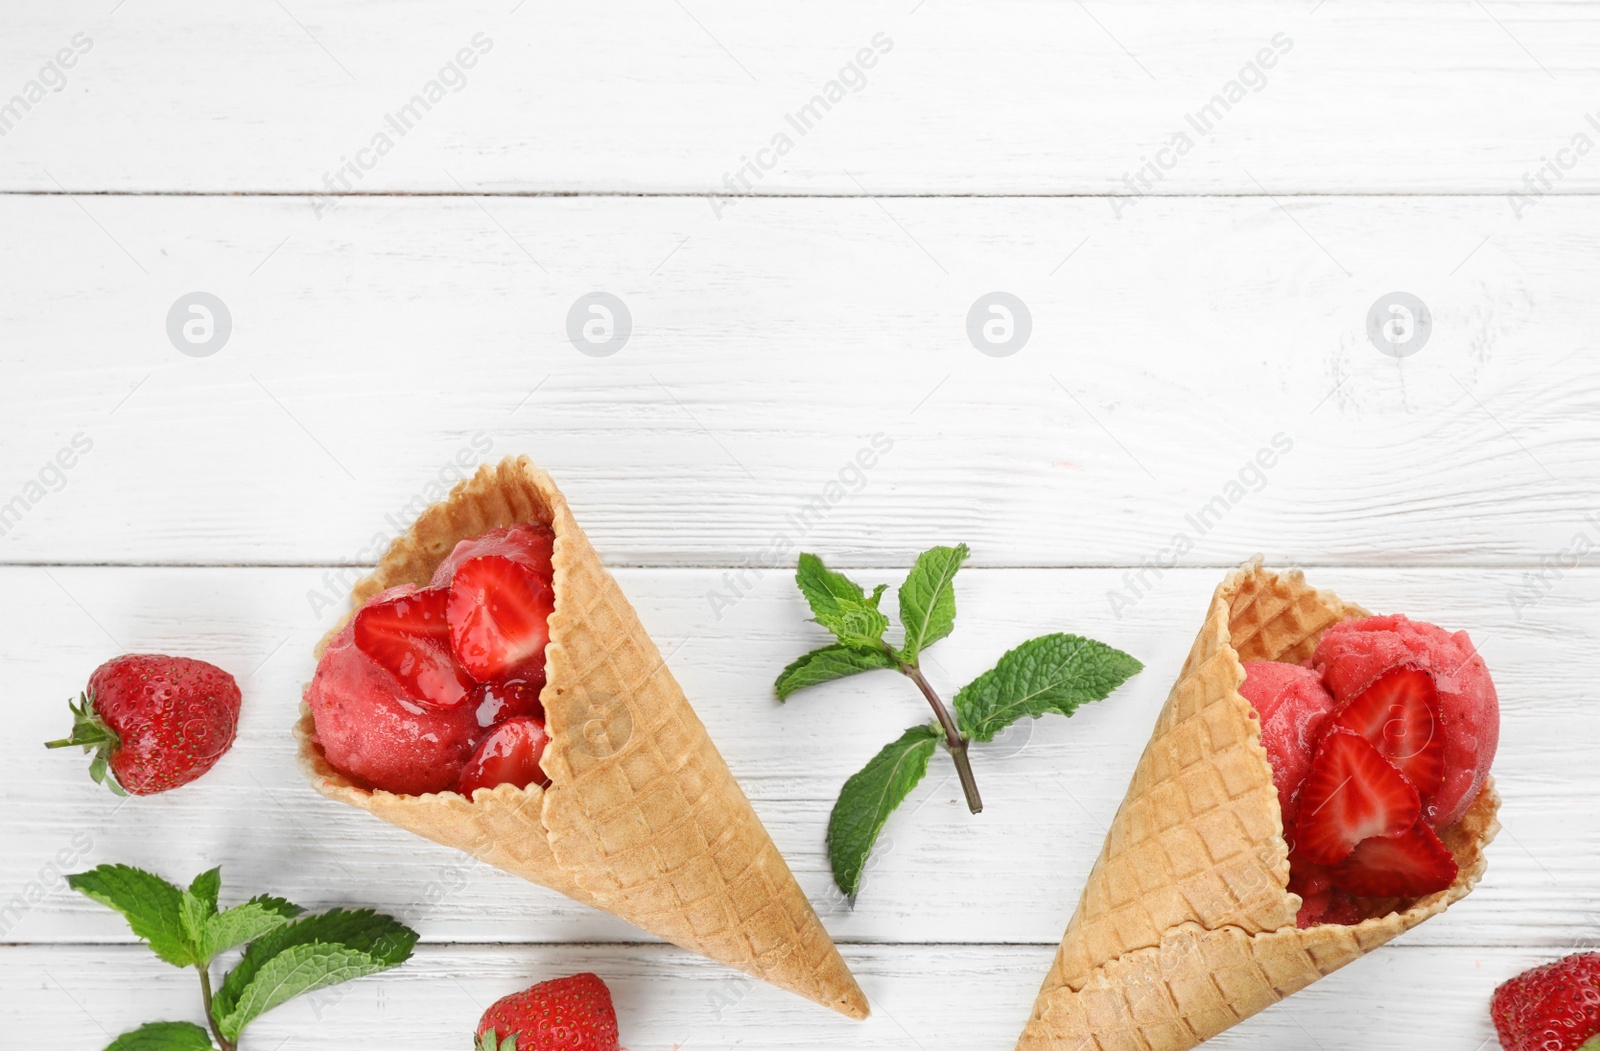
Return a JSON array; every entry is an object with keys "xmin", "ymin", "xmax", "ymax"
[
  {"xmin": 0, "ymin": 940, "xmax": 1551, "ymax": 1049},
  {"xmin": 2, "ymin": 1, "xmax": 1597, "ymax": 194},
  {"xmin": 2, "ymin": 194, "xmax": 1597, "ymax": 566},
  {"xmin": 5, "ymin": 566, "xmax": 1592, "ymax": 948}
]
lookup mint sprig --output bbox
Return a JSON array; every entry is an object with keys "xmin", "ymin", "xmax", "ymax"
[
  {"xmin": 67, "ymin": 864, "xmax": 414, "ymax": 1051},
  {"xmin": 778, "ymin": 546, "xmax": 1143, "ymax": 898}
]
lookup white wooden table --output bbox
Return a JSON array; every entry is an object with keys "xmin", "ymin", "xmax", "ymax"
[{"xmin": 3, "ymin": 2, "xmax": 1597, "ymax": 1047}]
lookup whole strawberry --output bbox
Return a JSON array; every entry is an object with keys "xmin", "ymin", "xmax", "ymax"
[
  {"xmin": 476, "ymin": 972, "xmax": 620, "ymax": 1051},
  {"xmin": 1492, "ymin": 952, "xmax": 1600, "ymax": 1051},
  {"xmin": 45, "ymin": 655, "xmax": 241, "ymax": 795}
]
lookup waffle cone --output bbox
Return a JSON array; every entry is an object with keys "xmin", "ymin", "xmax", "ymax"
[
  {"xmin": 295, "ymin": 457, "xmax": 867, "ymax": 1019},
  {"xmin": 1016, "ymin": 561, "xmax": 1500, "ymax": 1050}
]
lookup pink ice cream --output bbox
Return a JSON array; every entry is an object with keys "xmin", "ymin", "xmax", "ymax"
[
  {"xmin": 1312, "ymin": 615, "xmax": 1498, "ymax": 828},
  {"xmin": 1238, "ymin": 660, "xmax": 1340, "ymax": 829},
  {"xmin": 307, "ymin": 585, "xmax": 485, "ymax": 795}
]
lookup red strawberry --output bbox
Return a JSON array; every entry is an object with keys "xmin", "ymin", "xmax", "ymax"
[
  {"xmin": 1492, "ymin": 952, "xmax": 1600, "ymax": 1051},
  {"xmin": 448, "ymin": 556, "xmax": 555, "ymax": 684},
  {"xmin": 468, "ymin": 675, "xmax": 547, "ymax": 729},
  {"xmin": 45, "ymin": 655, "xmax": 241, "ymax": 795},
  {"xmin": 308, "ymin": 601, "xmax": 484, "ymax": 796},
  {"xmin": 458, "ymin": 716, "xmax": 552, "ymax": 796},
  {"xmin": 476, "ymin": 972, "xmax": 620, "ymax": 1051},
  {"xmin": 1294, "ymin": 727, "xmax": 1420, "ymax": 865},
  {"xmin": 1294, "ymin": 886, "xmax": 1366, "ymax": 928},
  {"xmin": 431, "ymin": 522, "xmax": 555, "ymax": 590},
  {"xmin": 1332, "ymin": 819, "xmax": 1458, "ymax": 897},
  {"xmin": 1330, "ymin": 665, "xmax": 1445, "ymax": 799},
  {"xmin": 353, "ymin": 585, "xmax": 473, "ymax": 709}
]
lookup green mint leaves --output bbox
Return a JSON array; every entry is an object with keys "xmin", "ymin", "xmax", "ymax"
[
  {"xmin": 827, "ymin": 725, "xmax": 940, "ymax": 899},
  {"xmin": 895, "ymin": 543, "xmax": 968, "ymax": 661},
  {"xmin": 776, "ymin": 546, "xmax": 1142, "ymax": 899},
  {"xmin": 955, "ymin": 633, "xmax": 1144, "ymax": 743},
  {"xmin": 775, "ymin": 644, "xmax": 897, "ymax": 700},
  {"xmin": 794, "ymin": 553, "xmax": 891, "ymax": 649},
  {"xmin": 68, "ymin": 864, "xmax": 195, "ymax": 967},
  {"xmin": 775, "ymin": 546, "xmax": 968, "ymax": 700},
  {"xmin": 212, "ymin": 909, "xmax": 417, "ymax": 1042},
  {"xmin": 67, "ymin": 864, "xmax": 416, "ymax": 1051}
]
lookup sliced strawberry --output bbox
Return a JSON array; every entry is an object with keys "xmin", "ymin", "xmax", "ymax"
[
  {"xmin": 1294, "ymin": 728, "xmax": 1420, "ymax": 865},
  {"xmin": 1331, "ymin": 665, "xmax": 1445, "ymax": 798},
  {"xmin": 447, "ymin": 556, "xmax": 555, "ymax": 683},
  {"xmin": 431, "ymin": 523, "xmax": 555, "ymax": 589},
  {"xmin": 1333, "ymin": 819, "xmax": 1458, "ymax": 897},
  {"xmin": 457, "ymin": 716, "xmax": 552, "ymax": 796},
  {"xmin": 353, "ymin": 586, "xmax": 473, "ymax": 709},
  {"xmin": 468, "ymin": 674, "xmax": 547, "ymax": 730}
]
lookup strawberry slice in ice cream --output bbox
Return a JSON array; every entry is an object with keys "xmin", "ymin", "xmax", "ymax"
[
  {"xmin": 1294, "ymin": 727, "xmax": 1422, "ymax": 865},
  {"xmin": 1328, "ymin": 665, "xmax": 1445, "ymax": 799},
  {"xmin": 308, "ymin": 586, "xmax": 485, "ymax": 795},
  {"xmin": 431, "ymin": 522, "xmax": 554, "ymax": 588},
  {"xmin": 353, "ymin": 584, "xmax": 475, "ymax": 710},
  {"xmin": 447, "ymin": 555, "xmax": 555, "ymax": 684},
  {"xmin": 457, "ymin": 715, "xmax": 552, "ymax": 796},
  {"xmin": 1313, "ymin": 614, "xmax": 1498, "ymax": 828}
]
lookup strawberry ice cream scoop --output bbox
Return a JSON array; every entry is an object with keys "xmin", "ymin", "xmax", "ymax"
[
  {"xmin": 308, "ymin": 585, "xmax": 485, "ymax": 795},
  {"xmin": 1238, "ymin": 661, "xmax": 1339, "ymax": 828},
  {"xmin": 1313, "ymin": 615, "xmax": 1498, "ymax": 828},
  {"xmin": 430, "ymin": 522, "xmax": 554, "ymax": 588}
]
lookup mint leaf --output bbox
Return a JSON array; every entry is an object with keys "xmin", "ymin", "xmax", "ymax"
[
  {"xmin": 178, "ymin": 868, "xmax": 222, "ymax": 955},
  {"xmin": 827, "ymin": 725, "xmax": 940, "ymax": 899},
  {"xmin": 775, "ymin": 644, "xmax": 897, "ymax": 700},
  {"xmin": 213, "ymin": 908, "xmax": 417, "ymax": 1040},
  {"xmin": 103, "ymin": 1021, "xmax": 216, "ymax": 1050},
  {"xmin": 896, "ymin": 543, "xmax": 968, "ymax": 661},
  {"xmin": 68, "ymin": 865, "xmax": 195, "ymax": 967},
  {"xmin": 794, "ymin": 553, "xmax": 890, "ymax": 649},
  {"xmin": 197, "ymin": 895, "xmax": 304, "ymax": 963},
  {"xmin": 1575, "ymin": 1037, "xmax": 1600, "ymax": 1051},
  {"xmin": 954, "ymin": 633, "xmax": 1142, "ymax": 743},
  {"xmin": 218, "ymin": 943, "xmax": 398, "ymax": 1039}
]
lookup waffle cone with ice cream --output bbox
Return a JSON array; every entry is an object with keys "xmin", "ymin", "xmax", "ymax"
[
  {"xmin": 295, "ymin": 456, "xmax": 867, "ymax": 1019},
  {"xmin": 1016, "ymin": 561, "xmax": 1500, "ymax": 1050}
]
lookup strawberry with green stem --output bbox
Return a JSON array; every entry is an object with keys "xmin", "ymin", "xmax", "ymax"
[
  {"xmin": 45, "ymin": 655, "xmax": 241, "ymax": 796},
  {"xmin": 776, "ymin": 546, "xmax": 1143, "ymax": 898}
]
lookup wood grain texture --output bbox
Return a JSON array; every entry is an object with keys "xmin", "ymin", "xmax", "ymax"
[
  {"xmin": 2, "ymin": 1, "xmax": 1597, "ymax": 194},
  {"xmin": 5, "ymin": 566, "xmax": 1592, "ymax": 949},
  {"xmin": 6, "ymin": 3, "xmax": 1598, "ymax": 1046},
  {"xmin": 2, "ymin": 194, "xmax": 1597, "ymax": 566},
  {"xmin": 0, "ymin": 942, "xmax": 1552, "ymax": 1050}
]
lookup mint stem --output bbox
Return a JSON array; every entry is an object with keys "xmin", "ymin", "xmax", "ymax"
[
  {"xmin": 197, "ymin": 964, "xmax": 235, "ymax": 1051},
  {"xmin": 896, "ymin": 657, "xmax": 983, "ymax": 814}
]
